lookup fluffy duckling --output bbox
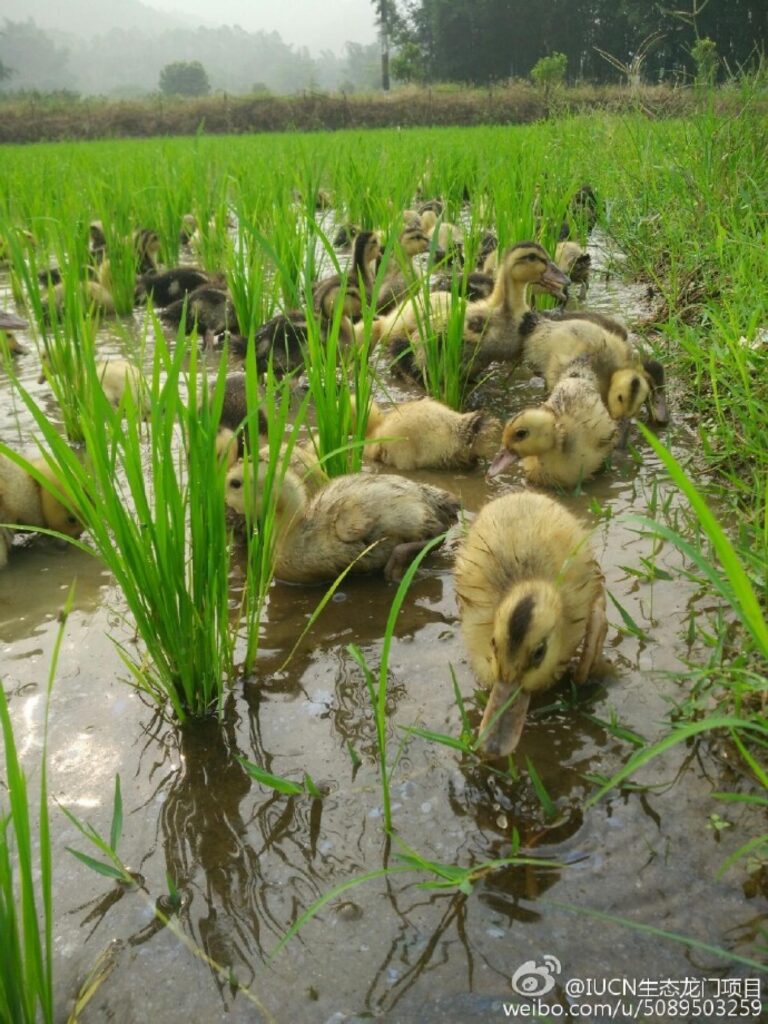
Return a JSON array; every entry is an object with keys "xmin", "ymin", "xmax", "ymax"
[
  {"xmin": 454, "ymin": 490, "xmax": 606, "ymax": 756},
  {"xmin": 45, "ymin": 280, "xmax": 116, "ymax": 319},
  {"xmin": 0, "ymin": 309, "xmax": 28, "ymax": 356},
  {"xmin": 226, "ymin": 464, "xmax": 460, "ymax": 583},
  {"xmin": 333, "ymin": 223, "xmax": 359, "ymax": 250},
  {"xmin": 377, "ymin": 242, "xmax": 569, "ymax": 379},
  {"xmin": 521, "ymin": 312, "xmax": 668, "ymax": 423},
  {"xmin": 364, "ymin": 397, "xmax": 501, "ymax": 471},
  {"xmin": 556, "ymin": 240, "xmax": 591, "ymax": 301},
  {"xmin": 430, "ymin": 269, "xmax": 495, "ymax": 303},
  {"xmin": 0, "ymin": 454, "xmax": 83, "ymax": 568},
  {"xmin": 160, "ymin": 286, "xmax": 239, "ymax": 343},
  {"xmin": 488, "ymin": 362, "xmax": 618, "ymax": 488},
  {"xmin": 375, "ymin": 226, "xmax": 431, "ymax": 313},
  {"xmin": 135, "ymin": 267, "xmax": 212, "ymax": 307},
  {"xmin": 39, "ymin": 357, "xmax": 149, "ymax": 415},
  {"xmin": 313, "ymin": 231, "xmax": 381, "ymax": 318},
  {"xmin": 179, "ymin": 213, "xmax": 198, "ymax": 246},
  {"xmin": 420, "ymin": 208, "xmax": 464, "ymax": 261},
  {"xmin": 236, "ymin": 290, "xmax": 355, "ymax": 377}
]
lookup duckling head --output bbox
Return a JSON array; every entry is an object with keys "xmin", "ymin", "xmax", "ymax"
[
  {"xmin": 353, "ymin": 230, "xmax": 382, "ymax": 269},
  {"xmin": 333, "ymin": 223, "xmax": 359, "ymax": 249},
  {"xmin": 503, "ymin": 242, "xmax": 570, "ymax": 301},
  {"xmin": 607, "ymin": 368, "xmax": 650, "ymax": 420},
  {"xmin": 225, "ymin": 460, "xmax": 306, "ymax": 527},
  {"xmin": 399, "ymin": 226, "xmax": 431, "ymax": 257},
  {"xmin": 487, "ymin": 409, "xmax": 559, "ymax": 477},
  {"xmin": 481, "ymin": 581, "xmax": 568, "ymax": 756}
]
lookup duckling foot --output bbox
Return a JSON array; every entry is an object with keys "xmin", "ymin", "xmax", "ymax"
[{"xmin": 384, "ymin": 540, "xmax": 438, "ymax": 582}]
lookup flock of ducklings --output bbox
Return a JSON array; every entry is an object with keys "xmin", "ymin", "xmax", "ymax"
[{"xmin": 0, "ymin": 186, "xmax": 670, "ymax": 757}]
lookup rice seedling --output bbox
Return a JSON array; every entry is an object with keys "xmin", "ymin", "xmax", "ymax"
[{"xmin": 2, "ymin": 321, "xmax": 262, "ymax": 720}]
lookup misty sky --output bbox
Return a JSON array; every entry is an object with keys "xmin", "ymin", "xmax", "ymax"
[{"xmin": 146, "ymin": 0, "xmax": 379, "ymax": 53}]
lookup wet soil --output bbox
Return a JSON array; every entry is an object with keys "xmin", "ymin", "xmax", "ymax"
[{"xmin": 1, "ymin": 230, "xmax": 765, "ymax": 1023}]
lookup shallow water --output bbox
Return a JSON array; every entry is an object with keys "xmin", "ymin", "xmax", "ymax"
[{"xmin": 1, "ymin": 234, "xmax": 765, "ymax": 1023}]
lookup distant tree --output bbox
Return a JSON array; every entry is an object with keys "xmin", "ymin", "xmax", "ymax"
[
  {"xmin": 0, "ymin": 59, "xmax": 12, "ymax": 81},
  {"xmin": 159, "ymin": 60, "xmax": 211, "ymax": 97},
  {"xmin": 0, "ymin": 21, "xmax": 75, "ymax": 92}
]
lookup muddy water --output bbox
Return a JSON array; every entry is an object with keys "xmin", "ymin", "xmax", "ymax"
[{"xmin": 1, "ymin": 233, "xmax": 765, "ymax": 1024}]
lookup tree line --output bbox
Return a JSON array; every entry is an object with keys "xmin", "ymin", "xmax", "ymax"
[{"xmin": 384, "ymin": 0, "xmax": 767, "ymax": 85}]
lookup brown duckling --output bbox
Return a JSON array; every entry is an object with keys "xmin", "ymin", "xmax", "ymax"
[
  {"xmin": 313, "ymin": 230, "xmax": 381, "ymax": 318},
  {"xmin": 364, "ymin": 397, "xmax": 501, "ymax": 471},
  {"xmin": 375, "ymin": 226, "xmax": 431, "ymax": 313},
  {"xmin": 488, "ymin": 361, "xmax": 618, "ymax": 488},
  {"xmin": 135, "ymin": 267, "xmax": 213, "ymax": 307},
  {"xmin": 0, "ymin": 453, "xmax": 83, "ymax": 569},
  {"xmin": 160, "ymin": 286, "xmax": 239, "ymax": 343},
  {"xmin": 454, "ymin": 490, "xmax": 606, "ymax": 756},
  {"xmin": 225, "ymin": 463, "xmax": 460, "ymax": 583}
]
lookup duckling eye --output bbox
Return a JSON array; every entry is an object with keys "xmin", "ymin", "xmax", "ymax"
[
  {"xmin": 526, "ymin": 253, "xmax": 541, "ymax": 262},
  {"xmin": 229, "ymin": 478, "xmax": 243, "ymax": 490},
  {"xmin": 514, "ymin": 428, "xmax": 529, "ymax": 440},
  {"xmin": 66, "ymin": 515, "xmax": 78, "ymax": 525},
  {"xmin": 529, "ymin": 641, "xmax": 547, "ymax": 668}
]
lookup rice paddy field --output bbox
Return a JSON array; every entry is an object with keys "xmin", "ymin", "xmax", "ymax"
[{"xmin": 1, "ymin": 101, "xmax": 767, "ymax": 1023}]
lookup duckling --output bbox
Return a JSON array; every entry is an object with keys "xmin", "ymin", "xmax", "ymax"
[
  {"xmin": 38, "ymin": 357, "xmax": 149, "ymax": 416},
  {"xmin": 333, "ymin": 223, "xmax": 359, "ymax": 250},
  {"xmin": 179, "ymin": 213, "xmax": 199, "ymax": 246},
  {"xmin": 0, "ymin": 309, "xmax": 28, "ymax": 356},
  {"xmin": 376, "ymin": 242, "xmax": 570, "ymax": 380},
  {"xmin": 226, "ymin": 464, "xmax": 460, "ymax": 583},
  {"xmin": 313, "ymin": 231, "xmax": 381, "ymax": 318},
  {"xmin": 0, "ymin": 453, "xmax": 83, "ymax": 569},
  {"xmin": 375, "ymin": 226, "xmax": 431, "ymax": 313},
  {"xmin": 45, "ymin": 280, "xmax": 116, "ymax": 319},
  {"xmin": 454, "ymin": 490, "xmax": 606, "ymax": 756},
  {"xmin": 430, "ymin": 269, "xmax": 495, "ymax": 303},
  {"xmin": 214, "ymin": 375, "xmax": 326, "ymax": 490},
  {"xmin": 532, "ymin": 241, "xmax": 591, "ymax": 305},
  {"xmin": 555, "ymin": 240, "xmax": 591, "ymax": 301},
  {"xmin": 133, "ymin": 228, "xmax": 161, "ymax": 274},
  {"xmin": 160, "ymin": 286, "xmax": 239, "ymax": 341},
  {"xmin": 364, "ymin": 397, "xmax": 501, "ymax": 471},
  {"xmin": 476, "ymin": 231, "xmax": 498, "ymax": 271},
  {"xmin": 559, "ymin": 184, "xmax": 600, "ymax": 239},
  {"xmin": 521, "ymin": 312, "xmax": 668, "ymax": 423},
  {"xmin": 487, "ymin": 362, "xmax": 618, "ymax": 488},
  {"xmin": 0, "ymin": 229, "xmax": 36, "ymax": 267},
  {"xmin": 420, "ymin": 208, "xmax": 464, "ymax": 261},
  {"xmin": 235, "ymin": 290, "xmax": 355, "ymax": 377},
  {"xmin": 134, "ymin": 267, "xmax": 212, "ymax": 307}
]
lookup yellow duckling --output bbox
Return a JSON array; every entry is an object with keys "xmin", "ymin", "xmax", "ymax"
[
  {"xmin": 487, "ymin": 362, "xmax": 618, "ymax": 488},
  {"xmin": 454, "ymin": 491, "xmax": 606, "ymax": 756},
  {"xmin": 39, "ymin": 357, "xmax": 150, "ymax": 417},
  {"xmin": 225, "ymin": 463, "xmax": 460, "ymax": 583},
  {"xmin": 0, "ymin": 454, "xmax": 83, "ymax": 569},
  {"xmin": 522, "ymin": 314, "xmax": 667, "ymax": 422},
  {"xmin": 369, "ymin": 243, "xmax": 569, "ymax": 375},
  {"xmin": 217, "ymin": 429, "xmax": 327, "ymax": 494},
  {"xmin": 364, "ymin": 397, "xmax": 501, "ymax": 471}
]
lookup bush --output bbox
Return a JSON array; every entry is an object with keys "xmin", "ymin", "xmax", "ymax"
[{"xmin": 159, "ymin": 61, "xmax": 211, "ymax": 98}]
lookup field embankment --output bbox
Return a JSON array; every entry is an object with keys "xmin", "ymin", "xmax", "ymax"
[{"xmin": 0, "ymin": 82, "xmax": 740, "ymax": 144}]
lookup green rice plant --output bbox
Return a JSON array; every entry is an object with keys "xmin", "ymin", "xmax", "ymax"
[
  {"xmin": 0, "ymin": 591, "xmax": 73, "ymax": 1024},
  {"xmin": 2, "ymin": 321, "xmax": 253, "ymax": 720},
  {"xmin": 238, "ymin": 761, "xmax": 324, "ymax": 798}
]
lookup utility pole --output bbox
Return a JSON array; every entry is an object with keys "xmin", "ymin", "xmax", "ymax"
[{"xmin": 379, "ymin": 0, "xmax": 391, "ymax": 91}]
